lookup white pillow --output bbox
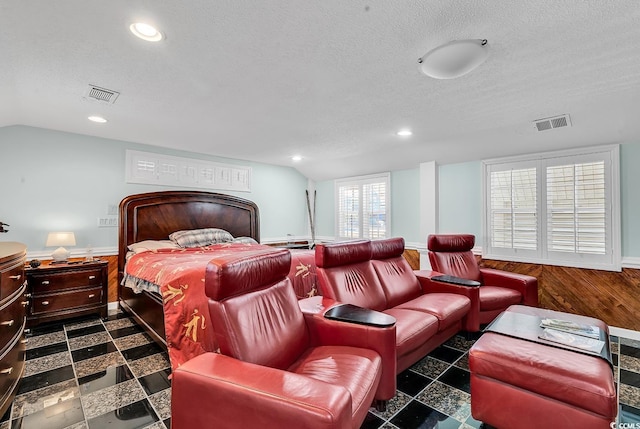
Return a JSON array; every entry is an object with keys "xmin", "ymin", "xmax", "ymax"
[
  {"xmin": 233, "ymin": 236, "xmax": 259, "ymax": 244},
  {"xmin": 127, "ymin": 240, "xmax": 181, "ymax": 254},
  {"xmin": 169, "ymin": 228, "xmax": 234, "ymax": 248}
]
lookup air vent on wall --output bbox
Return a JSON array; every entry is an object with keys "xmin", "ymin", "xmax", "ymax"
[
  {"xmin": 84, "ymin": 85, "xmax": 120, "ymax": 104},
  {"xmin": 533, "ymin": 114, "xmax": 571, "ymax": 132}
]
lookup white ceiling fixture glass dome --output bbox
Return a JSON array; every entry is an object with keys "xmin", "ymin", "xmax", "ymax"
[{"xmin": 418, "ymin": 39, "xmax": 489, "ymax": 79}]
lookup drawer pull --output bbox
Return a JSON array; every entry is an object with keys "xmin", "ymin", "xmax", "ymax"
[
  {"xmin": 24, "ymin": 293, "xmax": 32, "ymax": 298},
  {"xmin": 88, "ymin": 294, "xmax": 95, "ymax": 298},
  {"xmin": 9, "ymin": 274, "xmax": 21, "ymax": 280},
  {"xmin": 41, "ymin": 280, "xmax": 50, "ymax": 285},
  {"xmin": 0, "ymin": 320, "xmax": 14, "ymax": 327},
  {"xmin": 0, "ymin": 367, "xmax": 13, "ymax": 375},
  {"xmin": 89, "ymin": 275, "xmax": 96, "ymax": 280},
  {"xmin": 21, "ymin": 339, "xmax": 28, "ymax": 344},
  {"xmin": 41, "ymin": 301, "xmax": 49, "ymax": 306},
  {"xmin": 21, "ymin": 301, "xmax": 29, "ymax": 306}
]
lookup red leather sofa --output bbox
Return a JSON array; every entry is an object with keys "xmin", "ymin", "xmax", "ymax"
[
  {"xmin": 171, "ymin": 247, "xmax": 396, "ymax": 429},
  {"xmin": 469, "ymin": 305, "xmax": 616, "ymax": 428},
  {"xmin": 426, "ymin": 234, "xmax": 538, "ymax": 331},
  {"xmin": 315, "ymin": 238, "xmax": 471, "ymax": 373}
]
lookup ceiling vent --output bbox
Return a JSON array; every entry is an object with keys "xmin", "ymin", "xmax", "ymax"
[
  {"xmin": 533, "ymin": 114, "xmax": 571, "ymax": 132},
  {"xmin": 84, "ymin": 85, "xmax": 120, "ymax": 104}
]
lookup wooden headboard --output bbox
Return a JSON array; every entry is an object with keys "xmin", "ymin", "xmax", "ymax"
[{"xmin": 118, "ymin": 190, "xmax": 260, "ymax": 280}]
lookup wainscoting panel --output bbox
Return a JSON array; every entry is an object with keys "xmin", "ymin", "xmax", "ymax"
[
  {"xmin": 403, "ymin": 249, "xmax": 421, "ymax": 271},
  {"xmin": 481, "ymin": 259, "xmax": 640, "ymax": 331},
  {"xmin": 103, "ymin": 255, "xmax": 118, "ymax": 303}
]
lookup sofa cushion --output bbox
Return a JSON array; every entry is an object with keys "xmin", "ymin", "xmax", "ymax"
[
  {"xmin": 427, "ymin": 234, "xmax": 482, "ymax": 282},
  {"xmin": 479, "ymin": 286, "xmax": 522, "ymax": 311},
  {"xmin": 395, "ymin": 293, "xmax": 471, "ymax": 331},
  {"xmin": 210, "ymin": 280, "xmax": 310, "ymax": 370},
  {"xmin": 382, "ymin": 308, "xmax": 439, "ymax": 357},
  {"xmin": 470, "ymin": 332, "xmax": 616, "ymax": 418},
  {"xmin": 289, "ymin": 345, "xmax": 382, "ymax": 425},
  {"xmin": 316, "ymin": 261, "xmax": 388, "ymax": 311},
  {"xmin": 371, "ymin": 257, "xmax": 422, "ymax": 308},
  {"xmin": 315, "ymin": 240, "xmax": 372, "ymax": 268}
]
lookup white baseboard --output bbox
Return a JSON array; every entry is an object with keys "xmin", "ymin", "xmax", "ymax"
[
  {"xmin": 622, "ymin": 257, "xmax": 640, "ymax": 269},
  {"xmin": 27, "ymin": 246, "xmax": 118, "ymax": 260},
  {"xmin": 610, "ymin": 326, "xmax": 640, "ymax": 341}
]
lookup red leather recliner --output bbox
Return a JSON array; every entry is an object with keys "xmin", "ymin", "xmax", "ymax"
[
  {"xmin": 426, "ymin": 234, "xmax": 538, "ymax": 331},
  {"xmin": 171, "ymin": 247, "xmax": 396, "ymax": 429},
  {"xmin": 316, "ymin": 238, "xmax": 470, "ymax": 373}
]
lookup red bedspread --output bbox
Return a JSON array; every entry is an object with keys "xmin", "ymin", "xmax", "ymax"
[{"xmin": 124, "ymin": 243, "xmax": 316, "ymax": 370}]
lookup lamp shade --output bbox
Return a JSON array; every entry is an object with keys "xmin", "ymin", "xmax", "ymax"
[
  {"xmin": 46, "ymin": 232, "xmax": 76, "ymax": 262},
  {"xmin": 418, "ymin": 39, "xmax": 489, "ymax": 79},
  {"xmin": 46, "ymin": 232, "xmax": 76, "ymax": 247}
]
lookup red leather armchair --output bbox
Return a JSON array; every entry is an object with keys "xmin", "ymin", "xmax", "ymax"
[
  {"xmin": 424, "ymin": 234, "xmax": 538, "ymax": 331},
  {"xmin": 171, "ymin": 247, "xmax": 396, "ymax": 429}
]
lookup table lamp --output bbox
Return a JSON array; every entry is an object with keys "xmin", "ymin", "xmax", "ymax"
[{"xmin": 46, "ymin": 231, "xmax": 76, "ymax": 263}]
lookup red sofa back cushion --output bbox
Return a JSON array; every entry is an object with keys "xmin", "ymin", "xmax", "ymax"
[
  {"xmin": 371, "ymin": 238, "xmax": 422, "ymax": 308},
  {"xmin": 315, "ymin": 241, "xmax": 388, "ymax": 311},
  {"xmin": 206, "ymin": 249, "xmax": 309, "ymax": 370},
  {"xmin": 427, "ymin": 234, "xmax": 482, "ymax": 282}
]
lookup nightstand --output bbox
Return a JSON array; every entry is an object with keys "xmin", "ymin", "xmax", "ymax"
[{"xmin": 25, "ymin": 260, "xmax": 108, "ymax": 327}]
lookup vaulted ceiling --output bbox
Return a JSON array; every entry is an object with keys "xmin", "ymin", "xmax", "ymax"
[{"xmin": 2, "ymin": 1, "xmax": 640, "ymax": 180}]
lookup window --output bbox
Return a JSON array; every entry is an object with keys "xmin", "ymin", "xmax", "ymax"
[
  {"xmin": 335, "ymin": 173, "xmax": 390, "ymax": 240},
  {"xmin": 125, "ymin": 150, "xmax": 251, "ymax": 192},
  {"xmin": 483, "ymin": 145, "xmax": 620, "ymax": 271}
]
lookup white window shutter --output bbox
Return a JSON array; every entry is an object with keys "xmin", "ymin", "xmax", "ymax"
[
  {"xmin": 483, "ymin": 145, "xmax": 619, "ymax": 271},
  {"xmin": 335, "ymin": 173, "xmax": 390, "ymax": 240}
]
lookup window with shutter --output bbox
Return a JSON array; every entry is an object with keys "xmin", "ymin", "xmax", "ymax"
[
  {"xmin": 125, "ymin": 150, "xmax": 251, "ymax": 191},
  {"xmin": 335, "ymin": 173, "xmax": 390, "ymax": 240},
  {"xmin": 483, "ymin": 145, "xmax": 620, "ymax": 271}
]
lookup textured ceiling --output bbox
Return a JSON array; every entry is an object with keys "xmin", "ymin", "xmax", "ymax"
[{"xmin": 2, "ymin": 1, "xmax": 640, "ymax": 180}]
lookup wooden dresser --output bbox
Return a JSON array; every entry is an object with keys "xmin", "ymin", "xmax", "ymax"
[
  {"xmin": 25, "ymin": 260, "xmax": 108, "ymax": 327},
  {"xmin": 0, "ymin": 242, "xmax": 27, "ymax": 417}
]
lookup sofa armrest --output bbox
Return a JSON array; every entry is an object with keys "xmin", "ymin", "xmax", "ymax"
[
  {"xmin": 415, "ymin": 270, "xmax": 480, "ymax": 298},
  {"xmin": 304, "ymin": 311, "xmax": 397, "ymax": 400},
  {"xmin": 480, "ymin": 268, "xmax": 539, "ymax": 306},
  {"xmin": 414, "ymin": 270, "xmax": 480, "ymax": 332},
  {"xmin": 172, "ymin": 352, "xmax": 352, "ymax": 429}
]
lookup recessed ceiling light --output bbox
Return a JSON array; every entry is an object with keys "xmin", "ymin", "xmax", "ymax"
[
  {"xmin": 88, "ymin": 116, "xmax": 107, "ymax": 123},
  {"xmin": 130, "ymin": 22, "xmax": 163, "ymax": 42},
  {"xmin": 397, "ymin": 129, "xmax": 413, "ymax": 137},
  {"xmin": 291, "ymin": 155, "xmax": 303, "ymax": 162}
]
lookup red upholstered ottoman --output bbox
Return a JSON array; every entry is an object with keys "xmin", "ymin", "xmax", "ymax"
[{"xmin": 469, "ymin": 305, "xmax": 616, "ymax": 429}]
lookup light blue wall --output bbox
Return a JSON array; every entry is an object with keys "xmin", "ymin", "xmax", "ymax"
[
  {"xmin": 438, "ymin": 143, "xmax": 640, "ymax": 258},
  {"xmin": 620, "ymin": 142, "xmax": 640, "ymax": 258},
  {"xmin": 390, "ymin": 169, "xmax": 421, "ymax": 243},
  {"xmin": 314, "ymin": 143, "xmax": 640, "ymax": 259},
  {"xmin": 0, "ymin": 125, "xmax": 309, "ymax": 252},
  {"xmin": 314, "ymin": 169, "xmax": 422, "ymax": 244},
  {"xmin": 314, "ymin": 179, "xmax": 335, "ymax": 239},
  {"xmin": 438, "ymin": 161, "xmax": 483, "ymax": 241}
]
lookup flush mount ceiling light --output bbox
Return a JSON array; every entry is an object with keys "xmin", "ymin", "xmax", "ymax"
[
  {"xmin": 130, "ymin": 22, "xmax": 163, "ymax": 42},
  {"xmin": 418, "ymin": 39, "xmax": 489, "ymax": 79},
  {"xmin": 291, "ymin": 155, "xmax": 303, "ymax": 162},
  {"xmin": 396, "ymin": 129, "xmax": 413, "ymax": 137},
  {"xmin": 88, "ymin": 115, "xmax": 107, "ymax": 123}
]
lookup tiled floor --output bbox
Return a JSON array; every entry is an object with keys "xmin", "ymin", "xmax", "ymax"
[{"xmin": 2, "ymin": 310, "xmax": 640, "ymax": 429}]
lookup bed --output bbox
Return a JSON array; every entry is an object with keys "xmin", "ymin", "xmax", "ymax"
[{"xmin": 118, "ymin": 190, "xmax": 317, "ymax": 369}]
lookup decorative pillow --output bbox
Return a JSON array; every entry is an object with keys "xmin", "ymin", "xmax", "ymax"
[
  {"xmin": 128, "ymin": 240, "xmax": 181, "ymax": 254},
  {"xmin": 233, "ymin": 236, "xmax": 259, "ymax": 244},
  {"xmin": 169, "ymin": 228, "xmax": 234, "ymax": 247}
]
